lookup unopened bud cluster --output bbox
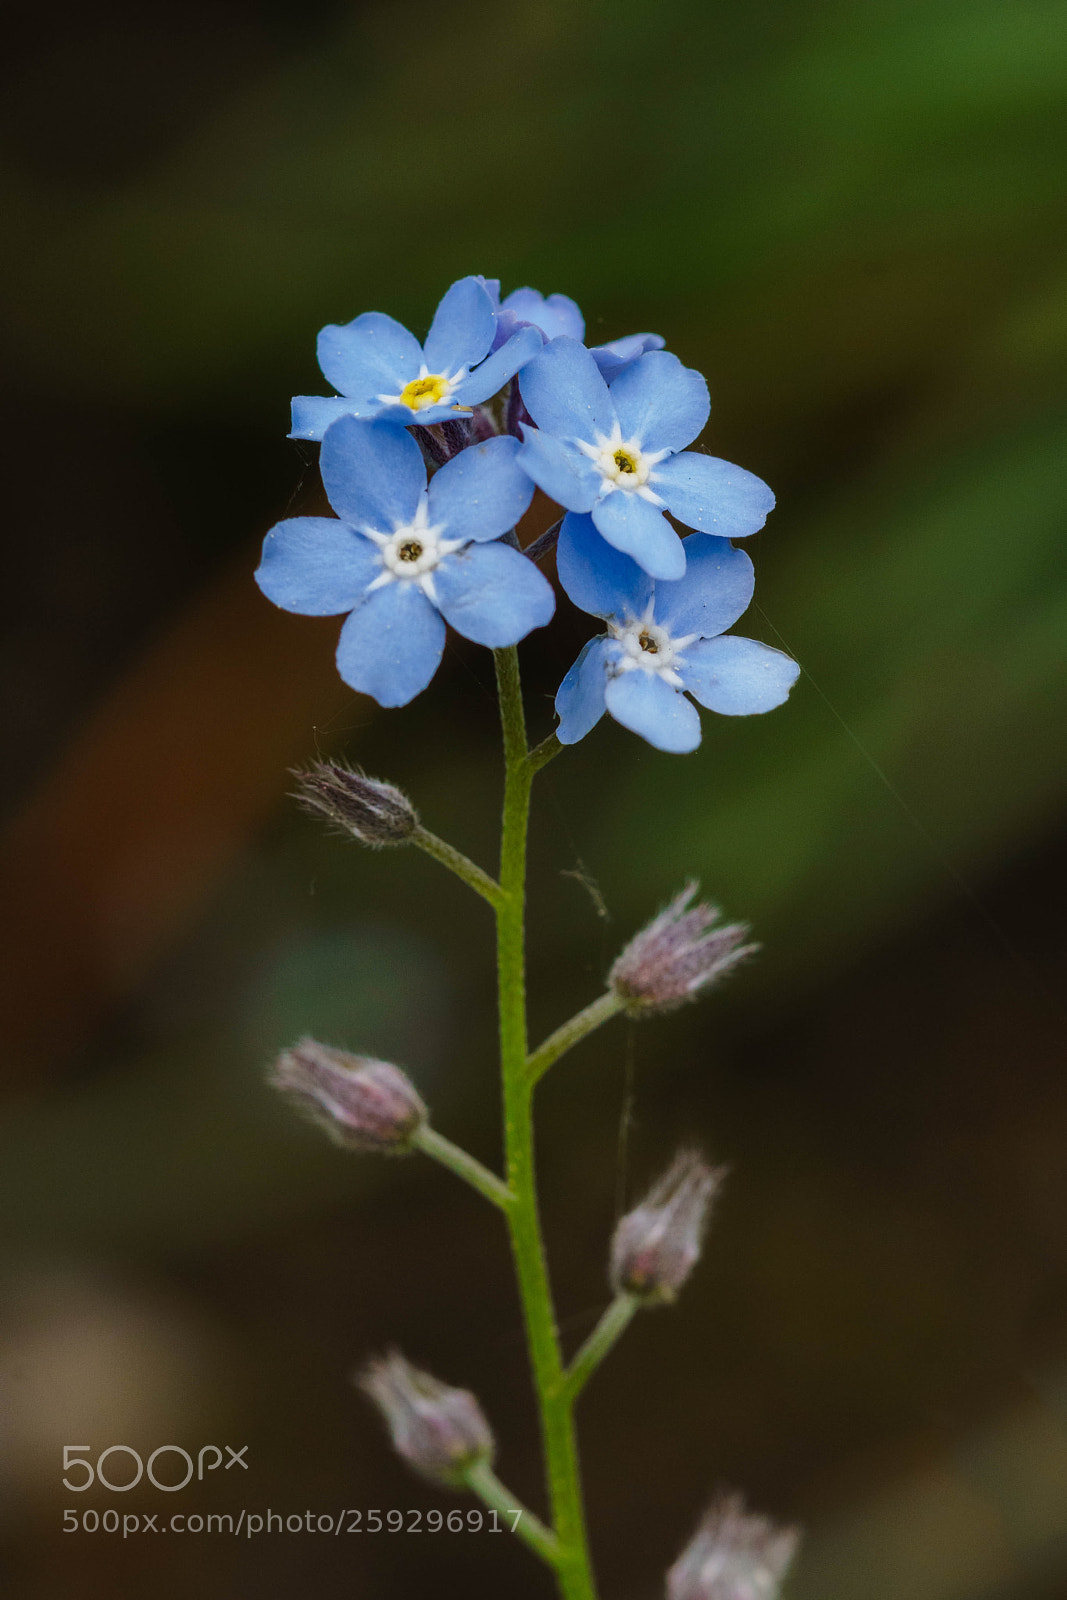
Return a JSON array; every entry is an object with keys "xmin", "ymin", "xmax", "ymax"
[
  {"xmin": 359, "ymin": 1351, "xmax": 493, "ymax": 1486},
  {"xmin": 611, "ymin": 1150, "xmax": 723, "ymax": 1303},
  {"xmin": 293, "ymin": 760, "xmax": 418, "ymax": 847},
  {"xmin": 667, "ymin": 1493, "xmax": 800, "ymax": 1600},
  {"xmin": 270, "ymin": 1038, "xmax": 426, "ymax": 1152},
  {"xmin": 610, "ymin": 884, "xmax": 755, "ymax": 1015}
]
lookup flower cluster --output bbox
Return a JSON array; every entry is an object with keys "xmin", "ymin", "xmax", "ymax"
[{"xmin": 257, "ymin": 274, "xmax": 799, "ymax": 750}]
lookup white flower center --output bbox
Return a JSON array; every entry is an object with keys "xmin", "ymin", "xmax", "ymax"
[
  {"xmin": 576, "ymin": 425, "xmax": 669, "ymax": 502},
  {"xmin": 361, "ymin": 498, "xmax": 465, "ymax": 602},
  {"xmin": 609, "ymin": 606, "xmax": 698, "ymax": 690},
  {"xmin": 377, "ymin": 363, "xmax": 469, "ymax": 413}
]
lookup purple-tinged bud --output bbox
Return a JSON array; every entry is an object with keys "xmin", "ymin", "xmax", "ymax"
[
  {"xmin": 359, "ymin": 1351, "xmax": 494, "ymax": 1485},
  {"xmin": 609, "ymin": 883, "xmax": 756, "ymax": 1015},
  {"xmin": 611, "ymin": 1150, "xmax": 724, "ymax": 1303},
  {"xmin": 667, "ymin": 1494, "xmax": 799, "ymax": 1600},
  {"xmin": 270, "ymin": 1038, "xmax": 426, "ymax": 1152},
  {"xmin": 292, "ymin": 761, "xmax": 418, "ymax": 847}
]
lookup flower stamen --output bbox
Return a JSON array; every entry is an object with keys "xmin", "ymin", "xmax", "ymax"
[
  {"xmin": 609, "ymin": 614, "xmax": 688, "ymax": 688},
  {"xmin": 398, "ymin": 374, "xmax": 451, "ymax": 411},
  {"xmin": 575, "ymin": 426, "xmax": 669, "ymax": 502},
  {"xmin": 362, "ymin": 497, "xmax": 465, "ymax": 596},
  {"xmin": 377, "ymin": 364, "xmax": 470, "ymax": 414}
]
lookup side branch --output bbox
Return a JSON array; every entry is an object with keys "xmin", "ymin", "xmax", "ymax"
[
  {"xmin": 526, "ymin": 733, "xmax": 563, "ymax": 774},
  {"xmin": 463, "ymin": 1460, "xmax": 562, "ymax": 1568},
  {"xmin": 560, "ymin": 1295, "xmax": 639, "ymax": 1405},
  {"xmin": 411, "ymin": 826, "xmax": 506, "ymax": 909},
  {"xmin": 526, "ymin": 992, "xmax": 624, "ymax": 1085},
  {"xmin": 411, "ymin": 1126, "xmax": 513, "ymax": 1210}
]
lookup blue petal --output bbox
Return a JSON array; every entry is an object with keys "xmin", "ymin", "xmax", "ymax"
[
  {"xmin": 433, "ymin": 542, "xmax": 555, "ymax": 647},
  {"xmin": 373, "ymin": 400, "xmax": 473, "ymax": 426},
  {"xmin": 609, "ymin": 351, "xmax": 709, "ymax": 453},
  {"xmin": 555, "ymin": 635, "xmax": 613, "ymax": 744},
  {"xmin": 677, "ymin": 635, "xmax": 800, "ymax": 715},
  {"xmin": 518, "ymin": 337, "xmax": 616, "ymax": 443},
  {"xmin": 477, "ymin": 277, "xmax": 502, "ymax": 307},
  {"xmin": 517, "ymin": 426, "xmax": 600, "ymax": 511},
  {"xmin": 604, "ymin": 670, "xmax": 702, "ymax": 753},
  {"xmin": 652, "ymin": 537, "xmax": 755, "ymax": 639},
  {"xmin": 290, "ymin": 395, "xmax": 363, "ymax": 441},
  {"xmin": 427, "ymin": 435, "xmax": 534, "ymax": 542},
  {"xmin": 335, "ymin": 581, "xmax": 445, "ymax": 707},
  {"xmin": 591, "ymin": 333, "xmax": 666, "ymax": 380},
  {"xmin": 456, "ymin": 326, "xmax": 544, "ymax": 406},
  {"xmin": 652, "ymin": 453, "xmax": 775, "ymax": 538},
  {"xmin": 317, "ymin": 311, "xmax": 422, "ymax": 404},
  {"xmin": 319, "ymin": 417, "xmax": 425, "ymax": 530},
  {"xmin": 423, "ymin": 276, "xmax": 495, "ymax": 374},
  {"xmin": 591, "ymin": 491, "xmax": 686, "ymax": 580},
  {"xmin": 556, "ymin": 512, "xmax": 654, "ymax": 620},
  {"xmin": 489, "ymin": 307, "xmax": 525, "ymax": 352},
  {"xmin": 255, "ymin": 518, "xmax": 381, "ymax": 615},
  {"xmin": 502, "ymin": 287, "xmax": 586, "ymax": 342}
]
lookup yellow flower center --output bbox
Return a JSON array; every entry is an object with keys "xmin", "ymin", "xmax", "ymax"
[
  {"xmin": 614, "ymin": 448, "xmax": 639, "ymax": 475},
  {"xmin": 398, "ymin": 540, "xmax": 424, "ymax": 563},
  {"xmin": 638, "ymin": 630, "xmax": 659, "ymax": 654},
  {"xmin": 398, "ymin": 374, "xmax": 451, "ymax": 411}
]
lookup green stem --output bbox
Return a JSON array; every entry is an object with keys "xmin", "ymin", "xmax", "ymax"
[
  {"xmin": 411, "ymin": 826, "xmax": 505, "ymax": 909},
  {"xmin": 464, "ymin": 1459, "xmax": 562, "ymax": 1567},
  {"xmin": 526, "ymin": 992, "xmax": 624, "ymax": 1086},
  {"xmin": 560, "ymin": 1295, "xmax": 640, "ymax": 1406},
  {"xmin": 493, "ymin": 646, "xmax": 598, "ymax": 1600},
  {"xmin": 411, "ymin": 1125, "xmax": 512, "ymax": 1211}
]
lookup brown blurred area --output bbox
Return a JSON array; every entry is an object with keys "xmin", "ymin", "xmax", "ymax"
[{"xmin": 2, "ymin": 1, "xmax": 1067, "ymax": 1597}]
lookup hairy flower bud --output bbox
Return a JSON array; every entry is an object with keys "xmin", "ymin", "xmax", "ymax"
[
  {"xmin": 667, "ymin": 1494, "xmax": 800, "ymax": 1600},
  {"xmin": 359, "ymin": 1351, "xmax": 494, "ymax": 1485},
  {"xmin": 292, "ymin": 760, "xmax": 418, "ymax": 847},
  {"xmin": 270, "ymin": 1038, "xmax": 426, "ymax": 1152},
  {"xmin": 609, "ymin": 883, "xmax": 756, "ymax": 1015},
  {"xmin": 611, "ymin": 1150, "xmax": 724, "ymax": 1303}
]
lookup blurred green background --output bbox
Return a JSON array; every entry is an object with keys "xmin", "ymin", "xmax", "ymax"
[{"xmin": 2, "ymin": 0, "xmax": 1067, "ymax": 1595}]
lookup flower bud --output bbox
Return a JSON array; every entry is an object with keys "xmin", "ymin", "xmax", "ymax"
[
  {"xmin": 292, "ymin": 760, "xmax": 418, "ymax": 847},
  {"xmin": 611, "ymin": 1150, "xmax": 724, "ymax": 1303},
  {"xmin": 270, "ymin": 1038, "xmax": 426, "ymax": 1152},
  {"xmin": 667, "ymin": 1493, "xmax": 799, "ymax": 1600},
  {"xmin": 609, "ymin": 883, "xmax": 756, "ymax": 1015},
  {"xmin": 359, "ymin": 1351, "xmax": 494, "ymax": 1485}
]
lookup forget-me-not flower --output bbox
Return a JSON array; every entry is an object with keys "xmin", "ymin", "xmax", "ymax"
[
  {"xmin": 518, "ymin": 338, "xmax": 775, "ymax": 581},
  {"xmin": 290, "ymin": 276, "xmax": 543, "ymax": 441},
  {"xmin": 554, "ymin": 513, "xmax": 799, "ymax": 753},
  {"xmin": 480, "ymin": 280, "xmax": 664, "ymax": 379},
  {"xmin": 256, "ymin": 419, "xmax": 553, "ymax": 707}
]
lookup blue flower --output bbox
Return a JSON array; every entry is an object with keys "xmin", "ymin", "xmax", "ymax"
[
  {"xmin": 517, "ymin": 338, "xmax": 775, "ymax": 581},
  {"xmin": 256, "ymin": 419, "xmax": 554, "ymax": 707},
  {"xmin": 554, "ymin": 514, "xmax": 799, "ymax": 753},
  {"xmin": 290, "ymin": 277, "xmax": 543, "ymax": 441},
  {"xmin": 482, "ymin": 281, "xmax": 586, "ymax": 346},
  {"xmin": 480, "ymin": 280, "xmax": 664, "ymax": 379},
  {"xmin": 589, "ymin": 331, "xmax": 668, "ymax": 380}
]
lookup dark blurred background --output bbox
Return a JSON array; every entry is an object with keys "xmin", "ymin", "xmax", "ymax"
[{"xmin": 2, "ymin": 0, "xmax": 1067, "ymax": 1595}]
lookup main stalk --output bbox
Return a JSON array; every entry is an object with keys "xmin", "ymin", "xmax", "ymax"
[{"xmin": 493, "ymin": 646, "xmax": 597, "ymax": 1600}]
